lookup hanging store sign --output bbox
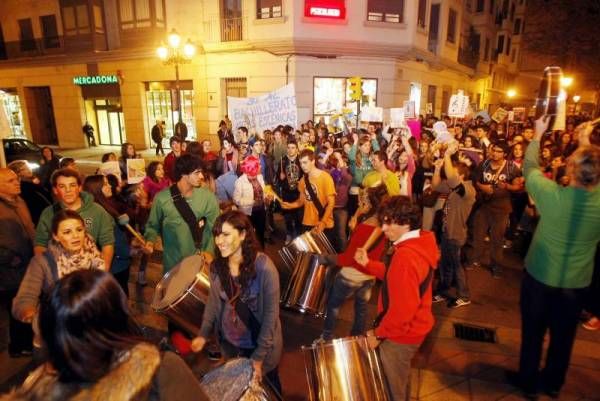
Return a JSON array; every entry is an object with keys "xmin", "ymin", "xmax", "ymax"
[
  {"xmin": 305, "ymin": 0, "xmax": 346, "ymax": 19},
  {"xmin": 73, "ymin": 75, "xmax": 119, "ymax": 85}
]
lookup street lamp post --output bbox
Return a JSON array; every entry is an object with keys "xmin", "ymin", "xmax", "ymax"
[{"xmin": 157, "ymin": 29, "xmax": 196, "ymax": 139}]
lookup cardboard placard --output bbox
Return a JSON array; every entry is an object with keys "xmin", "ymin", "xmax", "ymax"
[
  {"xmin": 98, "ymin": 161, "xmax": 121, "ymax": 181},
  {"xmin": 360, "ymin": 106, "xmax": 383, "ymax": 122},
  {"xmin": 390, "ymin": 108, "xmax": 406, "ymax": 128},
  {"xmin": 448, "ymin": 91, "xmax": 470, "ymax": 118},
  {"xmin": 426, "ymin": 103, "xmax": 433, "ymax": 115},
  {"xmin": 491, "ymin": 107, "xmax": 508, "ymax": 122},
  {"xmin": 508, "ymin": 111, "xmax": 515, "ymax": 122},
  {"xmin": 403, "ymin": 101, "xmax": 416, "ymax": 119},
  {"xmin": 512, "ymin": 107, "xmax": 527, "ymax": 123},
  {"xmin": 126, "ymin": 159, "xmax": 146, "ymax": 184}
]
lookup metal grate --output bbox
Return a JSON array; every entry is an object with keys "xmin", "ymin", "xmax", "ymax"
[{"xmin": 453, "ymin": 323, "xmax": 497, "ymax": 343}]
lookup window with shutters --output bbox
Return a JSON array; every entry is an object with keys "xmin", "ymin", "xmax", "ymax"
[
  {"xmin": 61, "ymin": 3, "xmax": 90, "ymax": 36},
  {"xmin": 513, "ymin": 18, "xmax": 521, "ymax": 34},
  {"xmin": 257, "ymin": 0, "xmax": 282, "ymax": 19},
  {"xmin": 417, "ymin": 0, "xmax": 427, "ymax": 28},
  {"xmin": 367, "ymin": 0, "xmax": 404, "ymax": 23},
  {"xmin": 18, "ymin": 19, "xmax": 36, "ymax": 51},
  {"xmin": 117, "ymin": 0, "xmax": 165, "ymax": 30},
  {"xmin": 476, "ymin": 0, "xmax": 485, "ymax": 12},
  {"xmin": 40, "ymin": 15, "xmax": 60, "ymax": 49},
  {"xmin": 447, "ymin": 9, "xmax": 457, "ymax": 43}
]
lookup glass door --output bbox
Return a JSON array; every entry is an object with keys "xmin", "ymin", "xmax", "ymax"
[
  {"xmin": 95, "ymin": 98, "xmax": 125, "ymax": 145},
  {"xmin": 108, "ymin": 111, "xmax": 124, "ymax": 144}
]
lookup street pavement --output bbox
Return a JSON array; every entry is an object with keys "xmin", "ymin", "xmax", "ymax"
[{"xmin": 0, "ymin": 145, "xmax": 599, "ymax": 400}]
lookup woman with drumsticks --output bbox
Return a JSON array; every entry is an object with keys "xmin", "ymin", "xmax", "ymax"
[{"xmin": 191, "ymin": 210, "xmax": 283, "ymax": 396}]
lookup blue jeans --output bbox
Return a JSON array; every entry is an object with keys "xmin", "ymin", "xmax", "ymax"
[
  {"xmin": 322, "ymin": 273, "xmax": 375, "ymax": 340},
  {"xmin": 333, "ymin": 208, "xmax": 349, "ymax": 252},
  {"xmin": 437, "ymin": 235, "xmax": 470, "ymax": 299}
]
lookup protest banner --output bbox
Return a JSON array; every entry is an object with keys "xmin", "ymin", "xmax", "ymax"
[
  {"xmin": 126, "ymin": 159, "xmax": 146, "ymax": 184},
  {"xmin": 360, "ymin": 106, "xmax": 383, "ymax": 122},
  {"xmin": 491, "ymin": 107, "xmax": 508, "ymax": 122},
  {"xmin": 512, "ymin": 107, "xmax": 527, "ymax": 123},
  {"xmin": 403, "ymin": 101, "xmax": 416, "ymax": 119},
  {"xmin": 228, "ymin": 83, "xmax": 298, "ymax": 133},
  {"xmin": 390, "ymin": 108, "xmax": 405, "ymax": 128},
  {"xmin": 98, "ymin": 161, "xmax": 121, "ymax": 181},
  {"xmin": 448, "ymin": 90, "xmax": 470, "ymax": 118}
]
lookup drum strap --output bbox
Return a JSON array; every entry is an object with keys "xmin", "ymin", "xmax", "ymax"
[
  {"xmin": 222, "ymin": 272, "xmax": 261, "ymax": 347},
  {"xmin": 372, "ymin": 261, "xmax": 434, "ymax": 330},
  {"xmin": 169, "ymin": 184, "xmax": 205, "ymax": 250},
  {"xmin": 304, "ymin": 176, "xmax": 326, "ymax": 219}
]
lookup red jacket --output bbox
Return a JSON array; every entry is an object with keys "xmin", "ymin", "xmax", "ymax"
[
  {"xmin": 338, "ymin": 222, "xmax": 385, "ymax": 268},
  {"xmin": 360, "ymin": 230, "xmax": 439, "ymax": 345},
  {"xmin": 163, "ymin": 152, "xmax": 178, "ymax": 182}
]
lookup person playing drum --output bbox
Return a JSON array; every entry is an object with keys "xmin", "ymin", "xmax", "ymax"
[{"xmin": 191, "ymin": 210, "xmax": 283, "ymax": 395}]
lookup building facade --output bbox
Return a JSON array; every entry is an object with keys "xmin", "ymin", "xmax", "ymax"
[{"xmin": 0, "ymin": 0, "xmax": 529, "ymax": 149}]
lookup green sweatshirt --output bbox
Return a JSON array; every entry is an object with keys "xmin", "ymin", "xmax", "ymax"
[
  {"xmin": 145, "ymin": 186, "xmax": 219, "ymax": 273},
  {"xmin": 524, "ymin": 140, "xmax": 600, "ymax": 288},
  {"xmin": 35, "ymin": 191, "xmax": 115, "ymax": 248}
]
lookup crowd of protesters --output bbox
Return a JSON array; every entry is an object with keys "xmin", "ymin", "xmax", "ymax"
[{"xmin": 1, "ymin": 107, "xmax": 599, "ymax": 401}]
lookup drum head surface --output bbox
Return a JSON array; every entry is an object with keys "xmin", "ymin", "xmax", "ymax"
[
  {"xmin": 152, "ymin": 254, "xmax": 204, "ymax": 310},
  {"xmin": 201, "ymin": 358, "xmax": 253, "ymax": 401}
]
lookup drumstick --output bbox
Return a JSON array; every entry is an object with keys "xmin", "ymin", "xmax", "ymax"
[{"xmin": 117, "ymin": 214, "xmax": 147, "ymax": 244}]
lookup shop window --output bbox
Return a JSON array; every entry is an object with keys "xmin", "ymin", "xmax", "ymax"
[
  {"xmin": 313, "ymin": 77, "xmax": 377, "ymax": 122},
  {"xmin": 145, "ymin": 81, "xmax": 196, "ymax": 146},
  {"xmin": 62, "ymin": 4, "xmax": 90, "ymax": 36},
  {"xmin": 476, "ymin": 0, "xmax": 485, "ymax": 12},
  {"xmin": 367, "ymin": 0, "xmax": 404, "ymax": 23},
  {"xmin": 417, "ymin": 0, "xmax": 427, "ymax": 28},
  {"xmin": 18, "ymin": 19, "xmax": 36, "ymax": 51},
  {"xmin": 118, "ymin": 0, "xmax": 164, "ymax": 30},
  {"xmin": 447, "ymin": 9, "xmax": 457, "ymax": 43},
  {"xmin": 257, "ymin": 0, "xmax": 282, "ymax": 19},
  {"xmin": 40, "ymin": 15, "xmax": 60, "ymax": 49}
]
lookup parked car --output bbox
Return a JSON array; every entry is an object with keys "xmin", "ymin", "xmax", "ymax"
[{"xmin": 3, "ymin": 138, "xmax": 61, "ymax": 171}]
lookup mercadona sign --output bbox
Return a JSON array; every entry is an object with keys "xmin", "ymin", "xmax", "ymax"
[{"xmin": 73, "ymin": 75, "xmax": 119, "ymax": 85}]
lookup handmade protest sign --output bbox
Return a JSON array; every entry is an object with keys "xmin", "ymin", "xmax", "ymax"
[
  {"xmin": 512, "ymin": 107, "xmax": 527, "ymax": 123},
  {"xmin": 99, "ymin": 161, "xmax": 121, "ymax": 182},
  {"xmin": 360, "ymin": 106, "xmax": 383, "ymax": 122},
  {"xmin": 228, "ymin": 83, "xmax": 298, "ymax": 133},
  {"xmin": 448, "ymin": 91, "xmax": 470, "ymax": 118},
  {"xmin": 403, "ymin": 101, "xmax": 416, "ymax": 119},
  {"xmin": 491, "ymin": 107, "xmax": 508, "ymax": 122},
  {"xmin": 390, "ymin": 108, "xmax": 405, "ymax": 128},
  {"xmin": 126, "ymin": 159, "xmax": 146, "ymax": 184}
]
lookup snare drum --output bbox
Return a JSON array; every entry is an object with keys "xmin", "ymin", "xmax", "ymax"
[
  {"xmin": 302, "ymin": 336, "xmax": 390, "ymax": 401},
  {"xmin": 281, "ymin": 252, "xmax": 336, "ymax": 316},
  {"xmin": 151, "ymin": 254, "xmax": 211, "ymax": 335},
  {"xmin": 201, "ymin": 358, "xmax": 277, "ymax": 401}
]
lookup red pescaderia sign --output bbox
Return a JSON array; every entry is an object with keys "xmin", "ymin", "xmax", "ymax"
[{"xmin": 304, "ymin": 0, "xmax": 346, "ymax": 19}]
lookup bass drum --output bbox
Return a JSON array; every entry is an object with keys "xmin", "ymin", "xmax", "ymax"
[
  {"xmin": 278, "ymin": 231, "xmax": 336, "ymax": 272},
  {"xmin": 201, "ymin": 358, "xmax": 279, "ymax": 401},
  {"xmin": 302, "ymin": 336, "xmax": 391, "ymax": 401},
  {"xmin": 151, "ymin": 254, "xmax": 211, "ymax": 335}
]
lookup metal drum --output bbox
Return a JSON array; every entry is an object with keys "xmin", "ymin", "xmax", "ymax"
[
  {"xmin": 201, "ymin": 358, "xmax": 278, "ymax": 401},
  {"xmin": 151, "ymin": 254, "xmax": 211, "ymax": 335},
  {"xmin": 282, "ymin": 252, "xmax": 336, "ymax": 316},
  {"xmin": 278, "ymin": 231, "xmax": 336, "ymax": 272},
  {"xmin": 535, "ymin": 66, "xmax": 563, "ymax": 119},
  {"xmin": 302, "ymin": 336, "xmax": 391, "ymax": 401}
]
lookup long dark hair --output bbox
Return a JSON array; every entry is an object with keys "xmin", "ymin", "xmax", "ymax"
[
  {"xmin": 359, "ymin": 184, "xmax": 389, "ymax": 223},
  {"xmin": 211, "ymin": 210, "xmax": 259, "ymax": 295},
  {"xmin": 146, "ymin": 161, "xmax": 163, "ymax": 183},
  {"xmin": 120, "ymin": 142, "xmax": 136, "ymax": 160},
  {"xmin": 83, "ymin": 174, "xmax": 120, "ymax": 218},
  {"xmin": 39, "ymin": 269, "xmax": 142, "ymax": 382}
]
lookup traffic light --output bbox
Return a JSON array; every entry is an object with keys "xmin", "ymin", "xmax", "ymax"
[{"xmin": 349, "ymin": 76, "xmax": 362, "ymax": 101}]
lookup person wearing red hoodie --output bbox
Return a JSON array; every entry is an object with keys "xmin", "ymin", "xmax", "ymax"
[{"xmin": 355, "ymin": 195, "xmax": 439, "ymax": 401}]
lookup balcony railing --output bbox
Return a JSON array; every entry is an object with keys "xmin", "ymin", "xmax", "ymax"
[
  {"xmin": 221, "ymin": 17, "xmax": 244, "ymax": 42},
  {"xmin": 203, "ymin": 16, "xmax": 247, "ymax": 43},
  {"xmin": 458, "ymin": 47, "xmax": 479, "ymax": 69}
]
